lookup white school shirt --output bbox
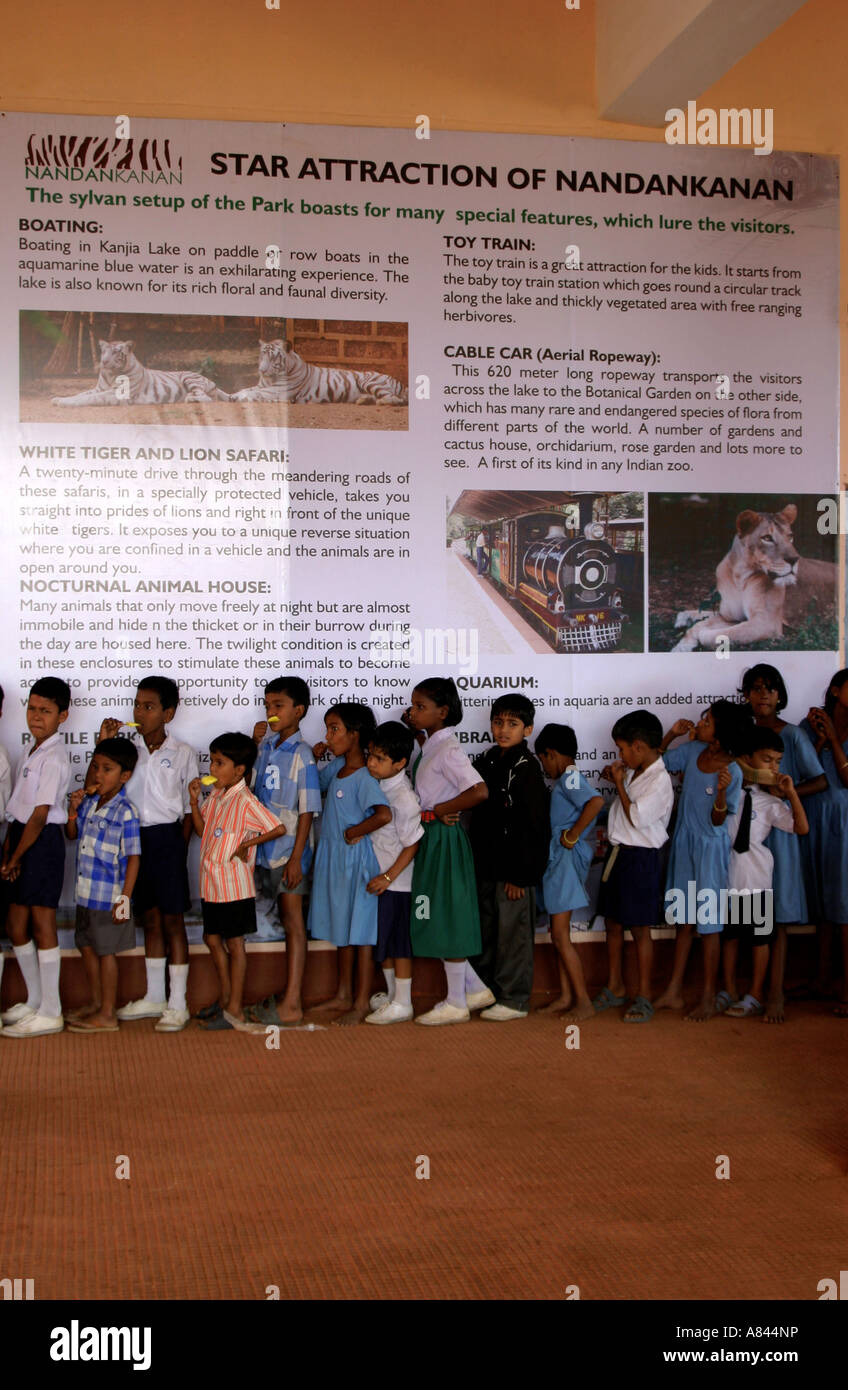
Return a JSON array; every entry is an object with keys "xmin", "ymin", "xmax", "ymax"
[
  {"xmin": 606, "ymin": 757, "xmax": 674, "ymax": 849},
  {"xmin": 727, "ymin": 786, "xmax": 794, "ymax": 894},
  {"xmin": 413, "ymin": 727, "xmax": 482, "ymax": 813},
  {"xmin": 6, "ymin": 731, "xmax": 71, "ymax": 825},
  {"xmin": 124, "ymin": 729, "xmax": 199, "ymax": 827},
  {"xmin": 369, "ymin": 770, "xmax": 424, "ymax": 892},
  {"xmin": 0, "ymin": 743, "xmax": 12, "ymax": 824}
]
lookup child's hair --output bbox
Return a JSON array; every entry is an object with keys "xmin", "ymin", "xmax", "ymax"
[
  {"xmin": 30, "ymin": 676, "xmax": 71, "ymax": 712},
  {"xmin": 326, "ymin": 701, "xmax": 378, "ymax": 747},
  {"xmin": 708, "ymin": 699, "xmax": 753, "ymax": 757},
  {"xmin": 137, "ymin": 676, "xmax": 180, "ymax": 712},
  {"xmin": 490, "ymin": 692, "xmax": 535, "ymax": 727},
  {"xmin": 739, "ymin": 663, "xmax": 788, "ymax": 711},
  {"xmin": 0, "ymin": 682, "xmax": 4, "ymax": 706},
  {"xmin": 744, "ymin": 726, "xmax": 785, "ymax": 757},
  {"xmin": 264, "ymin": 675, "xmax": 310, "ymax": 713},
  {"xmin": 209, "ymin": 732, "xmax": 258, "ymax": 776},
  {"xmin": 612, "ymin": 709, "xmax": 663, "ymax": 749},
  {"xmin": 370, "ymin": 720, "xmax": 414, "ymax": 766},
  {"xmin": 413, "ymin": 677, "xmax": 463, "ymax": 727},
  {"xmin": 94, "ymin": 736, "xmax": 139, "ymax": 775},
  {"xmin": 534, "ymin": 723, "xmax": 578, "ymax": 759},
  {"xmin": 824, "ymin": 668, "xmax": 848, "ymax": 717}
]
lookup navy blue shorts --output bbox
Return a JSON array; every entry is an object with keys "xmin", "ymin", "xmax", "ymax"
[
  {"xmin": 375, "ymin": 890, "xmax": 413, "ymax": 962},
  {"xmin": 6, "ymin": 820, "xmax": 65, "ymax": 909},
  {"xmin": 201, "ymin": 897, "xmax": 256, "ymax": 942},
  {"xmin": 133, "ymin": 821, "xmax": 191, "ymax": 917},
  {"xmin": 596, "ymin": 844, "xmax": 663, "ymax": 929}
]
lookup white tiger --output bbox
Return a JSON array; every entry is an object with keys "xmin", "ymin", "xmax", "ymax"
[
  {"xmin": 51, "ymin": 339, "xmax": 231, "ymax": 405},
  {"xmin": 231, "ymin": 339, "xmax": 408, "ymax": 405}
]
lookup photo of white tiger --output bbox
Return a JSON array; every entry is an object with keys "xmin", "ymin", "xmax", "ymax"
[{"xmin": 20, "ymin": 310, "xmax": 410, "ymax": 430}]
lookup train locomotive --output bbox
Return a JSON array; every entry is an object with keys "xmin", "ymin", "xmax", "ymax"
[{"xmin": 451, "ymin": 491, "xmax": 643, "ymax": 653}]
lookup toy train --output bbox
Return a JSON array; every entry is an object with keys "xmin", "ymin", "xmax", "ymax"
[{"xmin": 451, "ymin": 491, "xmax": 643, "ymax": 653}]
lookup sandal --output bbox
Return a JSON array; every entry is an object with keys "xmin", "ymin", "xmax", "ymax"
[
  {"xmin": 726, "ymin": 993, "xmax": 764, "ymax": 1018},
  {"xmin": 623, "ymin": 996, "xmax": 654, "ymax": 1023},
  {"xmin": 591, "ymin": 987, "xmax": 627, "ymax": 1012},
  {"xmin": 714, "ymin": 990, "xmax": 737, "ymax": 1014},
  {"xmin": 195, "ymin": 1002, "xmax": 223, "ymax": 1021},
  {"xmin": 244, "ymin": 996, "xmax": 284, "ymax": 1025}
]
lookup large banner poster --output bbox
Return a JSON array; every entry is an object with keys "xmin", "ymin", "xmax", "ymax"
[{"xmin": 1, "ymin": 114, "xmax": 839, "ymax": 909}]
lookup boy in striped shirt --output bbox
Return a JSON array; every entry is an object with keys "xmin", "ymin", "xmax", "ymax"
[{"xmin": 189, "ymin": 732, "xmax": 285, "ymax": 1031}]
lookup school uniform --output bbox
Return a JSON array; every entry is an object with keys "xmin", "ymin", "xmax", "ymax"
[
  {"xmin": 597, "ymin": 758, "xmax": 674, "ymax": 928},
  {"xmin": 0, "ymin": 742, "xmax": 12, "ymax": 828},
  {"xmin": 74, "ymin": 787, "xmax": 142, "ymax": 956},
  {"xmin": 5, "ymin": 732, "xmax": 71, "ymax": 907},
  {"xmin": 309, "ymin": 758, "xmax": 388, "ymax": 947},
  {"xmin": 800, "ymin": 720, "xmax": 848, "ymax": 923},
  {"xmin": 410, "ymin": 729, "xmax": 483, "ymax": 959},
  {"xmin": 253, "ymin": 728, "xmax": 322, "ymax": 898},
  {"xmin": 468, "ymin": 742, "xmax": 549, "ymax": 1010},
  {"xmin": 370, "ymin": 770, "xmax": 423, "ymax": 962},
  {"xmin": 542, "ymin": 768, "xmax": 599, "ymax": 915},
  {"xmin": 124, "ymin": 730, "xmax": 198, "ymax": 914},
  {"xmin": 199, "ymin": 779, "xmax": 282, "ymax": 939},
  {"xmin": 765, "ymin": 722, "xmax": 822, "ymax": 922},
  {"xmin": 662, "ymin": 741, "xmax": 742, "ymax": 932},
  {"xmin": 725, "ymin": 785, "xmax": 794, "ymax": 942}
]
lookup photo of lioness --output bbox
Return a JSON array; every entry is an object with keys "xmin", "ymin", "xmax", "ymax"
[{"xmin": 649, "ymin": 495, "xmax": 838, "ymax": 653}]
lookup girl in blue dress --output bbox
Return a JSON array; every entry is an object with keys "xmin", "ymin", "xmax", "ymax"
[
  {"xmin": 309, "ymin": 702, "xmax": 391, "ymax": 1025},
  {"xmin": 655, "ymin": 700, "xmax": 750, "ymax": 1021},
  {"xmin": 535, "ymin": 724, "xmax": 604, "ymax": 1022},
  {"xmin": 801, "ymin": 668, "xmax": 848, "ymax": 1017},
  {"xmin": 739, "ymin": 664, "xmax": 826, "ymax": 1023}
]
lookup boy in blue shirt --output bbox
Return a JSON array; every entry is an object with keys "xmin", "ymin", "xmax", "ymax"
[
  {"xmin": 64, "ymin": 738, "xmax": 142, "ymax": 1032},
  {"xmin": 248, "ymin": 676, "xmax": 321, "ymax": 1026}
]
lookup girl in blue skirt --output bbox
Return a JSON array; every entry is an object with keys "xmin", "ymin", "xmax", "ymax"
[{"xmin": 801, "ymin": 668, "xmax": 848, "ymax": 1017}]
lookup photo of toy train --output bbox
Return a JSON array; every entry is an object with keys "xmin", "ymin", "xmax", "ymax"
[{"xmin": 449, "ymin": 490, "xmax": 644, "ymax": 653}]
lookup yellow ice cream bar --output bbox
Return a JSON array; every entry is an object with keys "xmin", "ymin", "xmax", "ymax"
[
  {"xmin": 124, "ymin": 722, "xmax": 139, "ymax": 728},
  {"xmin": 267, "ymin": 716, "xmax": 279, "ymax": 723},
  {"xmin": 201, "ymin": 775, "xmax": 217, "ymax": 786}
]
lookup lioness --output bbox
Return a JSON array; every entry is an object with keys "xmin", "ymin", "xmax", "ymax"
[{"xmin": 671, "ymin": 504, "xmax": 836, "ymax": 651}]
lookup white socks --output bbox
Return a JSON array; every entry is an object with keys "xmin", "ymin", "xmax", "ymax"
[
  {"xmin": 37, "ymin": 947, "xmax": 61, "ymax": 1019},
  {"xmin": 464, "ymin": 962, "xmax": 488, "ymax": 995},
  {"xmin": 444, "ymin": 960, "xmax": 467, "ymax": 1010},
  {"xmin": 382, "ymin": 967, "xmax": 396, "ymax": 1003},
  {"xmin": 168, "ymin": 963, "xmax": 189, "ymax": 1012},
  {"xmin": 14, "ymin": 941, "xmax": 42, "ymax": 1012},
  {"xmin": 394, "ymin": 976, "xmax": 412, "ymax": 1008},
  {"xmin": 145, "ymin": 957, "xmax": 167, "ymax": 1004}
]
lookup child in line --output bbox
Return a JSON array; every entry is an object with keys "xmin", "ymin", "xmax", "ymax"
[
  {"xmin": 406, "ymin": 677, "xmax": 489, "ymax": 1026},
  {"xmin": 802, "ymin": 669, "xmax": 848, "ymax": 1018},
  {"xmin": 364, "ymin": 721, "xmax": 423, "ymax": 1026},
  {"xmin": 655, "ymin": 700, "xmax": 749, "ymax": 1022},
  {"xmin": 1, "ymin": 678, "xmax": 72, "ymax": 1038},
  {"xmin": 596, "ymin": 710, "xmax": 674, "ymax": 1023},
  {"xmin": 467, "ymin": 693, "xmax": 549, "ymax": 1021},
  {"xmin": 0, "ymin": 683, "xmax": 12, "ymax": 993},
  {"xmin": 65, "ymin": 739, "xmax": 142, "ymax": 1033},
  {"xmin": 248, "ymin": 676, "xmax": 322, "ymax": 1027},
  {"xmin": 310, "ymin": 703, "xmax": 391, "ymax": 1025},
  {"xmin": 721, "ymin": 727, "xmax": 808, "ymax": 1019},
  {"xmin": 189, "ymin": 733, "xmax": 286, "ymax": 1030},
  {"xmin": 535, "ymin": 723, "xmax": 604, "ymax": 1021},
  {"xmin": 102, "ymin": 678, "xmax": 199, "ymax": 1033},
  {"xmin": 739, "ymin": 664, "xmax": 825, "ymax": 1023}
]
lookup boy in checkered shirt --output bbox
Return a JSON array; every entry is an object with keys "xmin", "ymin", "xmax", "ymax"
[{"xmin": 65, "ymin": 738, "xmax": 142, "ymax": 1033}]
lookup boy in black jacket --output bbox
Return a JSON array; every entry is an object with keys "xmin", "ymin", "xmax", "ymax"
[{"xmin": 468, "ymin": 693, "xmax": 550, "ymax": 1020}]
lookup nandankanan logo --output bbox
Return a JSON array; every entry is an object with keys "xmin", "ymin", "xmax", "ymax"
[{"xmin": 26, "ymin": 133, "xmax": 182, "ymax": 178}]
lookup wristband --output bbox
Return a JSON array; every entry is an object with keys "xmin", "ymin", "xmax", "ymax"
[
  {"xmin": 713, "ymin": 801, "xmax": 727, "ymax": 812},
  {"xmin": 562, "ymin": 832, "xmax": 578, "ymax": 847}
]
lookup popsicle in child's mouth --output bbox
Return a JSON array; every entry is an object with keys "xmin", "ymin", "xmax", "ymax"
[
  {"xmin": 125, "ymin": 722, "xmax": 139, "ymax": 727},
  {"xmin": 201, "ymin": 775, "xmax": 217, "ymax": 786},
  {"xmin": 268, "ymin": 716, "xmax": 279, "ymax": 723}
]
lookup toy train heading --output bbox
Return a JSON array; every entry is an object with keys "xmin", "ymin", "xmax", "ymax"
[{"xmin": 453, "ymin": 492, "xmax": 643, "ymax": 653}]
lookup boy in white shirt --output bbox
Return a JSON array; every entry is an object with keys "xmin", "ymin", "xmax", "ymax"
[
  {"xmin": 1, "ymin": 677, "xmax": 72, "ymax": 1037},
  {"xmin": 596, "ymin": 710, "xmax": 674, "ymax": 1024}
]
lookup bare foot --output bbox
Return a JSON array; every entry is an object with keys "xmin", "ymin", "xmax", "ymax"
[
  {"xmin": 561, "ymin": 1001, "xmax": 596, "ymax": 1023},
  {"xmin": 69, "ymin": 1012, "xmax": 118, "ymax": 1031},
  {"xmin": 764, "ymin": 997, "xmax": 785, "ymax": 1024},
  {"xmin": 685, "ymin": 998, "xmax": 717, "ymax": 1022},
  {"xmin": 65, "ymin": 1002, "xmax": 100, "ymax": 1022},
  {"xmin": 312, "ymin": 994, "xmax": 353, "ymax": 1013},
  {"xmin": 333, "ymin": 1004, "xmax": 369, "ymax": 1027},
  {"xmin": 654, "ymin": 990, "xmax": 685, "ymax": 1011},
  {"xmin": 276, "ymin": 1005, "xmax": 304, "ymax": 1025},
  {"xmin": 535, "ymin": 996, "xmax": 573, "ymax": 1015}
]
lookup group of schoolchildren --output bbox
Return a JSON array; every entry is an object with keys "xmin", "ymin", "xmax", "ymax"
[{"xmin": 0, "ymin": 660, "xmax": 846, "ymax": 1037}]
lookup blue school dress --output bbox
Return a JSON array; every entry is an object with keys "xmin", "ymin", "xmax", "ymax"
[
  {"xmin": 663, "ymin": 741, "xmax": 742, "ymax": 931},
  {"xmin": 309, "ymin": 758, "xmax": 388, "ymax": 947},
  {"xmin": 766, "ymin": 722, "xmax": 823, "ymax": 922},
  {"xmin": 542, "ymin": 769, "xmax": 598, "ymax": 914},
  {"xmin": 799, "ymin": 721, "xmax": 848, "ymax": 923}
]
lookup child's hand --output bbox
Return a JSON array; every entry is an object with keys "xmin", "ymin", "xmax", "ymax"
[
  {"xmin": 670, "ymin": 718, "xmax": 695, "ymax": 739},
  {"xmin": 282, "ymin": 856, "xmax": 302, "ymax": 891},
  {"xmin": 188, "ymin": 777, "xmax": 203, "ymax": 803},
  {"xmin": 252, "ymin": 720, "xmax": 268, "ymax": 743},
  {"xmin": 560, "ymin": 828, "xmax": 577, "ymax": 850},
  {"xmin": 312, "ymin": 741, "xmax": 327, "ymax": 760},
  {"xmin": 111, "ymin": 895, "xmax": 131, "ymax": 925},
  {"xmin": 775, "ymin": 772, "xmax": 794, "ymax": 797},
  {"xmin": 504, "ymin": 882, "xmax": 525, "ymax": 901},
  {"xmin": 98, "ymin": 717, "xmax": 123, "ymax": 741},
  {"xmin": 600, "ymin": 763, "xmax": 616, "ymax": 782},
  {"xmin": 609, "ymin": 760, "xmax": 627, "ymax": 784},
  {"xmin": 717, "ymin": 767, "xmax": 732, "ymax": 792},
  {"xmin": 434, "ymin": 804, "xmax": 460, "ymax": 826},
  {"xmin": 344, "ymin": 826, "xmax": 361, "ymax": 845},
  {"xmin": 231, "ymin": 838, "xmax": 254, "ymax": 862},
  {"xmin": 367, "ymin": 873, "xmax": 390, "ymax": 895},
  {"xmin": 1, "ymin": 860, "xmax": 20, "ymax": 881},
  {"xmin": 68, "ymin": 788, "xmax": 87, "ymax": 815},
  {"xmin": 808, "ymin": 706, "xmax": 835, "ymax": 740}
]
